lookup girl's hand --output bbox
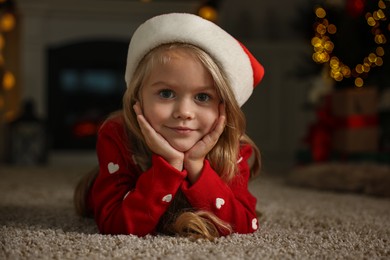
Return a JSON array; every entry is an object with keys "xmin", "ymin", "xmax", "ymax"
[
  {"xmin": 133, "ymin": 102, "xmax": 184, "ymax": 171},
  {"xmin": 184, "ymin": 103, "xmax": 226, "ymax": 183}
]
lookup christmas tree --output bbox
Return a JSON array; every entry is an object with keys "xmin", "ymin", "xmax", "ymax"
[{"xmin": 295, "ymin": 0, "xmax": 390, "ymax": 163}]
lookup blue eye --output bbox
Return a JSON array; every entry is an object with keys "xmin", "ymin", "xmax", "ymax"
[
  {"xmin": 195, "ymin": 93, "xmax": 210, "ymax": 102},
  {"xmin": 159, "ymin": 89, "xmax": 175, "ymax": 99}
]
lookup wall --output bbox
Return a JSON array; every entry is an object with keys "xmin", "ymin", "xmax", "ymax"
[
  {"xmin": 219, "ymin": 0, "xmax": 313, "ymax": 171},
  {"xmin": 16, "ymin": 0, "xmax": 199, "ymax": 117},
  {"xmin": 13, "ymin": 0, "xmax": 314, "ymax": 170}
]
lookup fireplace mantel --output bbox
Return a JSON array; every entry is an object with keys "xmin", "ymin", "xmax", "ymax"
[{"xmin": 17, "ymin": 0, "xmax": 198, "ymax": 117}]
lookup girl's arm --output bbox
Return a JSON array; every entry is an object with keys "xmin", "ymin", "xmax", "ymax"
[
  {"xmin": 181, "ymin": 144, "xmax": 258, "ymax": 234},
  {"xmin": 90, "ymin": 118, "xmax": 187, "ymax": 236}
]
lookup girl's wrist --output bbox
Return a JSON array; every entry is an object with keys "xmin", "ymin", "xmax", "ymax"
[
  {"xmin": 184, "ymin": 159, "xmax": 204, "ymax": 184},
  {"xmin": 168, "ymin": 159, "xmax": 184, "ymax": 172},
  {"xmin": 166, "ymin": 153, "xmax": 184, "ymax": 171}
]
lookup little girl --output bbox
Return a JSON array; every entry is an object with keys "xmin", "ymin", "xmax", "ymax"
[{"xmin": 74, "ymin": 13, "xmax": 264, "ymax": 240}]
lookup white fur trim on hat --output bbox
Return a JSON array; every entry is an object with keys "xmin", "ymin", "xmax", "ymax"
[{"xmin": 125, "ymin": 13, "xmax": 254, "ymax": 106}]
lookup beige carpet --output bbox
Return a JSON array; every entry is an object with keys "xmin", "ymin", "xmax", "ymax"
[{"xmin": 1, "ymin": 164, "xmax": 389, "ymax": 259}]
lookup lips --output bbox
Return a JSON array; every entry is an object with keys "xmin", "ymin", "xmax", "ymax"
[{"xmin": 168, "ymin": 126, "xmax": 194, "ymax": 134}]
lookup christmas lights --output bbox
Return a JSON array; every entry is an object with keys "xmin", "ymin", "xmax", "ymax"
[
  {"xmin": 0, "ymin": 0, "xmax": 16, "ymax": 118},
  {"xmin": 312, "ymin": 0, "xmax": 389, "ymax": 87}
]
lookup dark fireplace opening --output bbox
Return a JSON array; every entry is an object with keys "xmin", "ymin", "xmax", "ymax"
[{"xmin": 47, "ymin": 40, "xmax": 128, "ymax": 150}]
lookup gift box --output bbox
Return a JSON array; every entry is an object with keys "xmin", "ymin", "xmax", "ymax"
[
  {"xmin": 331, "ymin": 87, "xmax": 378, "ymax": 117},
  {"xmin": 331, "ymin": 87, "xmax": 379, "ymax": 153},
  {"xmin": 332, "ymin": 127, "xmax": 379, "ymax": 152}
]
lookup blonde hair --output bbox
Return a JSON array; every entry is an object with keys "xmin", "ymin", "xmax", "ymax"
[
  {"xmin": 74, "ymin": 43, "xmax": 261, "ymax": 240},
  {"xmin": 123, "ymin": 43, "xmax": 260, "ymax": 178},
  {"xmin": 122, "ymin": 43, "xmax": 261, "ymax": 239}
]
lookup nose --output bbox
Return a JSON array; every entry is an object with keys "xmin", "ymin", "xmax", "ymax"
[{"xmin": 173, "ymin": 98, "xmax": 195, "ymax": 120}]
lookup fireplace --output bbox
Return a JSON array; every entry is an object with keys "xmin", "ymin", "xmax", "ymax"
[
  {"xmin": 16, "ymin": 0, "xmax": 198, "ymax": 152},
  {"xmin": 47, "ymin": 40, "xmax": 127, "ymax": 150}
]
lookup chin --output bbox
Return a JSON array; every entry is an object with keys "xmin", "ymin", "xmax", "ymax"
[
  {"xmin": 171, "ymin": 143, "xmax": 195, "ymax": 153},
  {"xmin": 173, "ymin": 146, "xmax": 192, "ymax": 153}
]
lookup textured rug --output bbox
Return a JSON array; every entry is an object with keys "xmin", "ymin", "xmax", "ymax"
[{"xmin": 1, "ymin": 165, "xmax": 389, "ymax": 259}]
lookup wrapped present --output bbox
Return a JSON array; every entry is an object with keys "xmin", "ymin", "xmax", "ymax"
[
  {"xmin": 331, "ymin": 87, "xmax": 379, "ymax": 153},
  {"xmin": 332, "ymin": 126, "xmax": 379, "ymax": 152},
  {"xmin": 331, "ymin": 87, "xmax": 378, "ymax": 116},
  {"xmin": 304, "ymin": 95, "xmax": 334, "ymax": 162}
]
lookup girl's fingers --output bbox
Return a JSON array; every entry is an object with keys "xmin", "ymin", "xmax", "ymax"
[
  {"xmin": 208, "ymin": 103, "xmax": 226, "ymax": 142},
  {"xmin": 133, "ymin": 101, "xmax": 183, "ymax": 167},
  {"xmin": 133, "ymin": 102, "xmax": 149, "ymax": 134},
  {"xmin": 186, "ymin": 106, "xmax": 226, "ymax": 161},
  {"xmin": 133, "ymin": 101, "xmax": 158, "ymax": 142},
  {"xmin": 133, "ymin": 102, "xmax": 142, "ymax": 116},
  {"xmin": 206, "ymin": 116, "xmax": 225, "ymax": 145},
  {"xmin": 219, "ymin": 102, "xmax": 226, "ymax": 118},
  {"xmin": 137, "ymin": 114, "xmax": 153, "ymax": 136},
  {"xmin": 133, "ymin": 102, "xmax": 157, "ymax": 138}
]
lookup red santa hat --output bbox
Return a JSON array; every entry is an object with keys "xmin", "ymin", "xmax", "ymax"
[{"xmin": 125, "ymin": 13, "xmax": 264, "ymax": 107}]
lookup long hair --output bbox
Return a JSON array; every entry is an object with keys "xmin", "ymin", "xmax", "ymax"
[
  {"xmin": 122, "ymin": 43, "xmax": 261, "ymax": 239},
  {"xmin": 74, "ymin": 43, "xmax": 261, "ymax": 240},
  {"xmin": 123, "ymin": 43, "xmax": 260, "ymax": 178}
]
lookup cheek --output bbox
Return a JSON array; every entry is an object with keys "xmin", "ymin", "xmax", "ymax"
[
  {"xmin": 143, "ymin": 105, "xmax": 167, "ymax": 128},
  {"xmin": 201, "ymin": 108, "xmax": 220, "ymax": 131}
]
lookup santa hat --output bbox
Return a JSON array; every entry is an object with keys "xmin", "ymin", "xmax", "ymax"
[{"xmin": 125, "ymin": 13, "xmax": 264, "ymax": 106}]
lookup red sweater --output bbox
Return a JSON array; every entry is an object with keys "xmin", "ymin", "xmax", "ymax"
[{"xmin": 88, "ymin": 116, "xmax": 258, "ymax": 236}]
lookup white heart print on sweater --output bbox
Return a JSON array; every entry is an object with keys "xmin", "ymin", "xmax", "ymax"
[
  {"xmin": 108, "ymin": 162, "xmax": 119, "ymax": 174},
  {"xmin": 215, "ymin": 198, "xmax": 225, "ymax": 209},
  {"xmin": 252, "ymin": 218, "xmax": 258, "ymax": 230},
  {"xmin": 162, "ymin": 194, "xmax": 173, "ymax": 203}
]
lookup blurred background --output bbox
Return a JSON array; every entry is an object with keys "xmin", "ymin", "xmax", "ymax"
[{"xmin": 0, "ymin": 0, "xmax": 389, "ymax": 172}]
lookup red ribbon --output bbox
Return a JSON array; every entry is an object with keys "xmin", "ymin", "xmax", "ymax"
[{"xmin": 334, "ymin": 115, "xmax": 378, "ymax": 129}]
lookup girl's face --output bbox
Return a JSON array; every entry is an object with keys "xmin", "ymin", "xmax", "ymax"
[{"xmin": 140, "ymin": 50, "xmax": 220, "ymax": 152}]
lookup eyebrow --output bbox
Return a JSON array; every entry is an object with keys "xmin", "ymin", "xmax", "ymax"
[
  {"xmin": 150, "ymin": 81, "xmax": 216, "ymax": 92},
  {"xmin": 196, "ymin": 86, "xmax": 217, "ymax": 93},
  {"xmin": 150, "ymin": 81, "xmax": 173, "ymax": 88}
]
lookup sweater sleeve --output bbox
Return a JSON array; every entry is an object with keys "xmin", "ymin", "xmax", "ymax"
[
  {"xmin": 90, "ymin": 118, "xmax": 187, "ymax": 236},
  {"xmin": 180, "ymin": 144, "xmax": 258, "ymax": 234}
]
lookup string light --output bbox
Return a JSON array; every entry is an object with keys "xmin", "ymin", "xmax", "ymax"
[
  {"xmin": 198, "ymin": 5, "xmax": 218, "ymax": 22},
  {"xmin": 3, "ymin": 70, "xmax": 15, "ymax": 90},
  {"xmin": 198, "ymin": 0, "xmax": 220, "ymax": 23},
  {"xmin": 0, "ymin": 12, "xmax": 15, "ymax": 32},
  {"xmin": 0, "ymin": 0, "xmax": 17, "ymax": 121},
  {"xmin": 311, "ymin": 0, "xmax": 389, "ymax": 87}
]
